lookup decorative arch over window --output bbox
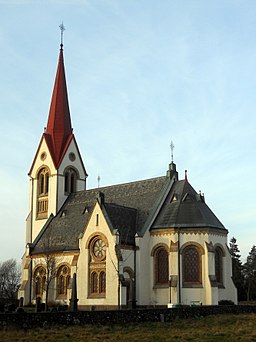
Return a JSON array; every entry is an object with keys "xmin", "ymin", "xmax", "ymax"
[
  {"xmin": 33, "ymin": 266, "xmax": 46, "ymax": 298},
  {"xmin": 153, "ymin": 245, "xmax": 169, "ymax": 286},
  {"xmin": 64, "ymin": 167, "xmax": 79, "ymax": 194},
  {"xmin": 57, "ymin": 264, "xmax": 71, "ymax": 296},
  {"xmin": 87, "ymin": 234, "xmax": 107, "ymax": 297},
  {"xmin": 182, "ymin": 243, "xmax": 204, "ymax": 287},
  {"xmin": 37, "ymin": 167, "xmax": 50, "ymax": 218},
  {"xmin": 215, "ymin": 246, "xmax": 224, "ymax": 286}
]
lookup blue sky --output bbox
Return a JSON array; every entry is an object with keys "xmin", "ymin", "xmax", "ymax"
[{"xmin": 0, "ymin": 0, "xmax": 255, "ymax": 262}]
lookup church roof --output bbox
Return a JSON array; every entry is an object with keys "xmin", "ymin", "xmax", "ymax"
[
  {"xmin": 30, "ymin": 172, "xmax": 227, "ymax": 255},
  {"xmin": 44, "ymin": 46, "xmax": 73, "ymax": 169},
  {"xmin": 31, "ymin": 176, "xmax": 168, "ymax": 254},
  {"xmin": 151, "ymin": 179, "xmax": 226, "ymax": 230}
]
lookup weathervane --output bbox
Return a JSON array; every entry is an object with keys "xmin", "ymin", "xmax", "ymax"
[
  {"xmin": 170, "ymin": 141, "xmax": 175, "ymax": 162},
  {"xmin": 59, "ymin": 22, "xmax": 65, "ymax": 48}
]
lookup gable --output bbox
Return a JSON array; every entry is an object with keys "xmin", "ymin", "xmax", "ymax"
[{"xmin": 29, "ymin": 176, "xmax": 168, "ymax": 254}]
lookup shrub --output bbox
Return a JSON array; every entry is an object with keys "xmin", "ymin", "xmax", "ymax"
[{"xmin": 218, "ymin": 300, "xmax": 235, "ymax": 305}]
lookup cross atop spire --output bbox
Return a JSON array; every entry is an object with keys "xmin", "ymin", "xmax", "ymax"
[
  {"xmin": 170, "ymin": 141, "xmax": 175, "ymax": 162},
  {"xmin": 59, "ymin": 22, "xmax": 65, "ymax": 49}
]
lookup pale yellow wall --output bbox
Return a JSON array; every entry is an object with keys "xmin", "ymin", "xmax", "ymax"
[
  {"xmin": 139, "ymin": 228, "xmax": 237, "ymax": 307},
  {"xmin": 77, "ymin": 202, "xmax": 119, "ymax": 307},
  {"xmin": 57, "ymin": 139, "xmax": 87, "ymax": 210}
]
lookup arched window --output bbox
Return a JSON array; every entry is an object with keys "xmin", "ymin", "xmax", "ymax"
[
  {"xmin": 91, "ymin": 272, "xmax": 98, "ymax": 293},
  {"xmin": 154, "ymin": 247, "xmax": 169, "ymax": 285},
  {"xmin": 183, "ymin": 245, "xmax": 202, "ymax": 285},
  {"xmin": 57, "ymin": 265, "xmax": 71, "ymax": 296},
  {"xmin": 64, "ymin": 168, "xmax": 78, "ymax": 194},
  {"xmin": 37, "ymin": 168, "xmax": 50, "ymax": 218},
  {"xmin": 215, "ymin": 247, "xmax": 223, "ymax": 285},
  {"xmin": 33, "ymin": 266, "xmax": 46, "ymax": 298},
  {"xmin": 99, "ymin": 271, "xmax": 106, "ymax": 293},
  {"xmin": 38, "ymin": 168, "xmax": 49, "ymax": 196},
  {"xmin": 88, "ymin": 235, "xmax": 107, "ymax": 297}
]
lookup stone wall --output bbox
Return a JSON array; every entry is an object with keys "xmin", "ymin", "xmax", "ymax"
[{"xmin": 0, "ymin": 305, "xmax": 256, "ymax": 329}]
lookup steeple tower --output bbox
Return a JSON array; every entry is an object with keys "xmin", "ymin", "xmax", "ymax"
[
  {"xmin": 44, "ymin": 46, "xmax": 73, "ymax": 169},
  {"xmin": 27, "ymin": 33, "xmax": 87, "ymax": 243}
]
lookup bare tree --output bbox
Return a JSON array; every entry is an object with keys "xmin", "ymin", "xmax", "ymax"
[
  {"xmin": 33, "ymin": 227, "xmax": 63, "ymax": 311},
  {"xmin": 0, "ymin": 259, "xmax": 21, "ymax": 300}
]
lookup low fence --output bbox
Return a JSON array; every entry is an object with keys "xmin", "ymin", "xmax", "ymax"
[{"xmin": 0, "ymin": 305, "xmax": 256, "ymax": 329}]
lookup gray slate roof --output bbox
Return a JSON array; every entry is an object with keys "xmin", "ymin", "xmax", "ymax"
[
  {"xmin": 31, "ymin": 176, "xmax": 168, "ymax": 254},
  {"xmin": 31, "ymin": 174, "xmax": 227, "ymax": 255},
  {"xmin": 152, "ymin": 179, "xmax": 226, "ymax": 230}
]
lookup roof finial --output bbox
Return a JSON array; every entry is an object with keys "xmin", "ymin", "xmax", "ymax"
[
  {"xmin": 170, "ymin": 141, "xmax": 175, "ymax": 162},
  {"xmin": 59, "ymin": 22, "xmax": 65, "ymax": 49},
  {"xmin": 185, "ymin": 170, "xmax": 188, "ymax": 181},
  {"xmin": 97, "ymin": 175, "xmax": 101, "ymax": 188}
]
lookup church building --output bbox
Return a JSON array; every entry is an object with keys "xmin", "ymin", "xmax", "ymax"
[{"xmin": 19, "ymin": 42, "xmax": 237, "ymax": 309}]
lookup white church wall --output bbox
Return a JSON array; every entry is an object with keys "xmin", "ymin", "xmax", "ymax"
[
  {"xmin": 135, "ymin": 231, "xmax": 151, "ymax": 306},
  {"xmin": 77, "ymin": 202, "xmax": 119, "ymax": 307},
  {"xmin": 58, "ymin": 139, "xmax": 87, "ymax": 211},
  {"xmin": 29, "ymin": 138, "xmax": 58, "ymax": 241}
]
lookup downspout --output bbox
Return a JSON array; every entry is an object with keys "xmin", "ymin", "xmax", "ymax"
[
  {"xmin": 29, "ymin": 256, "xmax": 33, "ymax": 305},
  {"xmin": 178, "ymin": 228, "xmax": 181, "ymax": 304},
  {"xmin": 29, "ymin": 177, "xmax": 34, "ymax": 305},
  {"xmin": 133, "ymin": 244, "xmax": 137, "ymax": 309},
  {"xmin": 56, "ymin": 172, "xmax": 59, "ymax": 214},
  {"xmin": 30, "ymin": 177, "xmax": 34, "ymax": 243}
]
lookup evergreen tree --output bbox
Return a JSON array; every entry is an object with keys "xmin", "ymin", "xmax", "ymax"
[
  {"xmin": 243, "ymin": 245, "xmax": 256, "ymax": 301},
  {"xmin": 229, "ymin": 237, "xmax": 246, "ymax": 301}
]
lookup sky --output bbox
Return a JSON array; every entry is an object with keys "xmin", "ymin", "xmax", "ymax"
[{"xmin": 0, "ymin": 0, "xmax": 255, "ymax": 262}]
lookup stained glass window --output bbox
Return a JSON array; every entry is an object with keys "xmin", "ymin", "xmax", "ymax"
[
  {"xmin": 215, "ymin": 247, "xmax": 223, "ymax": 284},
  {"xmin": 155, "ymin": 247, "xmax": 169, "ymax": 284},
  {"xmin": 183, "ymin": 246, "xmax": 201, "ymax": 283}
]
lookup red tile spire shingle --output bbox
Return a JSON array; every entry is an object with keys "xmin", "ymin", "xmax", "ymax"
[{"xmin": 44, "ymin": 46, "xmax": 73, "ymax": 168}]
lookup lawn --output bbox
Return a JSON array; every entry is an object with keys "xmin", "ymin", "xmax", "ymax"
[{"xmin": 0, "ymin": 313, "xmax": 256, "ymax": 342}]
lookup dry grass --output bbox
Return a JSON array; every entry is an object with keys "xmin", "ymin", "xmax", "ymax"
[{"xmin": 1, "ymin": 314, "xmax": 256, "ymax": 342}]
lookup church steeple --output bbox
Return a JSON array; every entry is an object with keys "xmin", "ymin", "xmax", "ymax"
[
  {"xmin": 44, "ymin": 45, "xmax": 73, "ymax": 168},
  {"xmin": 27, "ymin": 33, "xmax": 87, "ymax": 243}
]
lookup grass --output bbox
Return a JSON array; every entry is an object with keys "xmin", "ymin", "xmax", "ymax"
[{"xmin": 1, "ymin": 314, "xmax": 256, "ymax": 342}]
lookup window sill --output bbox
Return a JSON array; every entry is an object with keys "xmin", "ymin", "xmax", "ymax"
[
  {"xmin": 88, "ymin": 293, "xmax": 106, "ymax": 299},
  {"xmin": 182, "ymin": 283, "xmax": 203, "ymax": 288},
  {"xmin": 56, "ymin": 294, "xmax": 68, "ymax": 299},
  {"xmin": 153, "ymin": 284, "xmax": 169, "ymax": 289}
]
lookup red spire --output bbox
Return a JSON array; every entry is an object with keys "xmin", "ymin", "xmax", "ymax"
[{"xmin": 44, "ymin": 47, "xmax": 73, "ymax": 168}]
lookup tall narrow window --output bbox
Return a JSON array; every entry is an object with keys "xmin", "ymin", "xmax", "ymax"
[
  {"xmin": 183, "ymin": 245, "xmax": 202, "ymax": 285},
  {"xmin": 38, "ymin": 168, "xmax": 49, "ymax": 196},
  {"xmin": 215, "ymin": 247, "xmax": 223, "ymax": 285},
  {"xmin": 154, "ymin": 247, "xmax": 169, "ymax": 285},
  {"xmin": 91, "ymin": 272, "xmax": 98, "ymax": 293},
  {"xmin": 88, "ymin": 235, "xmax": 107, "ymax": 298},
  {"xmin": 33, "ymin": 266, "xmax": 46, "ymax": 298},
  {"xmin": 57, "ymin": 265, "xmax": 71, "ymax": 296},
  {"xmin": 64, "ymin": 168, "xmax": 78, "ymax": 194},
  {"xmin": 99, "ymin": 271, "xmax": 106, "ymax": 293},
  {"xmin": 37, "ymin": 168, "xmax": 49, "ymax": 218}
]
